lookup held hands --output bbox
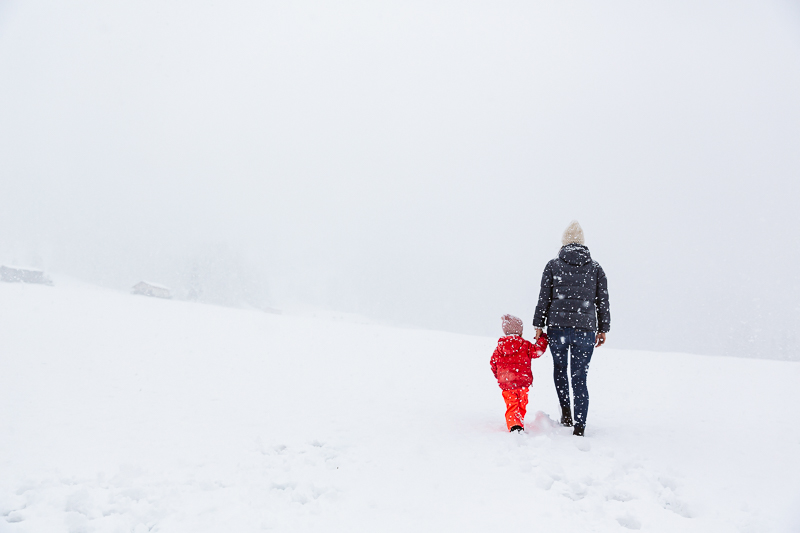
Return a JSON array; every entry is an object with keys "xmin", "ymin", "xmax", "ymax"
[
  {"xmin": 534, "ymin": 328, "xmax": 543, "ymax": 340},
  {"xmin": 595, "ymin": 332, "xmax": 606, "ymax": 348}
]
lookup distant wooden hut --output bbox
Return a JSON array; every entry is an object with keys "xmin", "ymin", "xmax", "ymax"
[
  {"xmin": 132, "ymin": 281, "xmax": 172, "ymax": 299},
  {"xmin": 0, "ymin": 265, "xmax": 53, "ymax": 285}
]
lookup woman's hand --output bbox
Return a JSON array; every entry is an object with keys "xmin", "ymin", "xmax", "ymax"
[
  {"xmin": 534, "ymin": 328, "xmax": 543, "ymax": 340},
  {"xmin": 595, "ymin": 332, "xmax": 606, "ymax": 348}
]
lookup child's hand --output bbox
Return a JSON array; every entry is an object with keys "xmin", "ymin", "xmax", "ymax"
[{"xmin": 534, "ymin": 328, "xmax": 543, "ymax": 340}]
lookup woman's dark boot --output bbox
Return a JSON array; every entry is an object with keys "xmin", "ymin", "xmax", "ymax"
[
  {"xmin": 560, "ymin": 405, "xmax": 573, "ymax": 427},
  {"xmin": 573, "ymin": 425, "xmax": 585, "ymax": 437}
]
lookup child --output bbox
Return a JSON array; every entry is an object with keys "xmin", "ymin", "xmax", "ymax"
[{"xmin": 490, "ymin": 314, "xmax": 548, "ymax": 432}]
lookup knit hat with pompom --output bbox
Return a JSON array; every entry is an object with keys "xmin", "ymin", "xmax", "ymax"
[
  {"xmin": 562, "ymin": 220, "xmax": 585, "ymax": 246},
  {"xmin": 501, "ymin": 314, "xmax": 523, "ymax": 336}
]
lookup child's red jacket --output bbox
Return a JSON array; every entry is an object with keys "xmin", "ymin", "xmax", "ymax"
[{"xmin": 490, "ymin": 333, "xmax": 548, "ymax": 391}]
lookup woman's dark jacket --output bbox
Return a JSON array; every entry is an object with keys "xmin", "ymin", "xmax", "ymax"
[{"xmin": 532, "ymin": 244, "xmax": 610, "ymax": 333}]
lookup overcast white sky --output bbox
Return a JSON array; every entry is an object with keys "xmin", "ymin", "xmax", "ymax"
[{"xmin": 1, "ymin": 0, "xmax": 799, "ymax": 359}]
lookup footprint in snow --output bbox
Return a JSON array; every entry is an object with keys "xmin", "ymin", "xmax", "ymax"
[
  {"xmin": 574, "ymin": 438, "xmax": 591, "ymax": 452},
  {"xmin": 617, "ymin": 514, "xmax": 642, "ymax": 530},
  {"xmin": 534, "ymin": 474, "xmax": 554, "ymax": 491}
]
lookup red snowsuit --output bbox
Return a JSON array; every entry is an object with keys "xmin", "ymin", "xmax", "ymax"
[{"xmin": 490, "ymin": 333, "xmax": 548, "ymax": 430}]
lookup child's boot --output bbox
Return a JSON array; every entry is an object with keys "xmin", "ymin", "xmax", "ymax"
[
  {"xmin": 560, "ymin": 405, "xmax": 573, "ymax": 427},
  {"xmin": 510, "ymin": 425, "xmax": 524, "ymax": 433}
]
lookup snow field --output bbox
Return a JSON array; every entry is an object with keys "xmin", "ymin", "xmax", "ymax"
[{"xmin": 1, "ymin": 280, "xmax": 799, "ymax": 532}]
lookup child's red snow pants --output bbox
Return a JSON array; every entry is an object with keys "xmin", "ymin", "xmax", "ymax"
[{"xmin": 501, "ymin": 388, "xmax": 529, "ymax": 430}]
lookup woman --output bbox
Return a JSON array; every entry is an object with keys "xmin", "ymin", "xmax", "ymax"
[{"xmin": 533, "ymin": 221, "xmax": 610, "ymax": 436}]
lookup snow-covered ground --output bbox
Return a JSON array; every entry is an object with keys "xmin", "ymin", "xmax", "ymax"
[{"xmin": 1, "ymin": 280, "xmax": 798, "ymax": 533}]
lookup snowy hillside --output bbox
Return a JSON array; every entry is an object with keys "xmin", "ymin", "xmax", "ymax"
[{"xmin": 1, "ymin": 280, "xmax": 798, "ymax": 533}]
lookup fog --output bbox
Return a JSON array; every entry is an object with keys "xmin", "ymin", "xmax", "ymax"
[{"xmin": 1, "ymin": 0, "xmax": 799, "ymax": 359}]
